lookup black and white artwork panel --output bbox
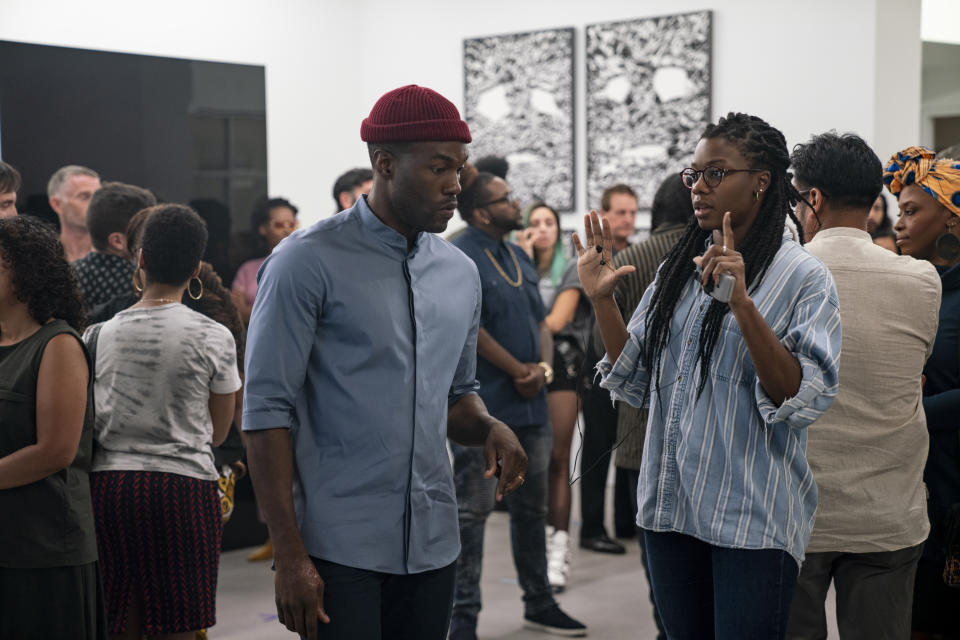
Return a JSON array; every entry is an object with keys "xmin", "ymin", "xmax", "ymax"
[
  {"xmin": 464, "ymin": 27, "xmax": 576, "ymax": 211},
  {"xmin": 586, "ymin": 11, "xmax": 712, "ymax": 211}
]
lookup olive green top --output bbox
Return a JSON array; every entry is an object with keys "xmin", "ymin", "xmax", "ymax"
[{"xmin": 0, "ymin": 319, "xmax": 98, "ymax": 568}]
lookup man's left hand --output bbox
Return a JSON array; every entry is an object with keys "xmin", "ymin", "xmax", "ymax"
[{"xmin": 483, "ymin": 421, "xmax": 528, "ymax": 501}]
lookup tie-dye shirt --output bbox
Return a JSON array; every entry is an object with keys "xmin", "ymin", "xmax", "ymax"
[{"xmin": 85, "ymin": 303, "xmax": 242, "ymax": 481}]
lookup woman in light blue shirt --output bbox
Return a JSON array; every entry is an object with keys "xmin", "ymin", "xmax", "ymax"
[{"xmin": 573, "ymin": 113, "xmax": 842, "ymax": 639}]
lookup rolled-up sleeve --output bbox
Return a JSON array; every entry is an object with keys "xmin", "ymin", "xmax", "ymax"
[
  {"xmin": 598, "ymin": 282, "xmax": 655, "ymax": 408},
  {"xmin": 449, "ymin": 271, "xmax": 482, "ymax": 404},
  {"xmin": 755, "ymin": 268, "xmax": 842, "ymax": 429},
  {"xmin": 242, "ymin": 240, "xmax": 323, "ymax": 431}
]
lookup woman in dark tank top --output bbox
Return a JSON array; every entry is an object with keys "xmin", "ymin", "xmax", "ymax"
[{"xmin": 0, "ymin": 215, "xmax": 106, "ymax": 640}]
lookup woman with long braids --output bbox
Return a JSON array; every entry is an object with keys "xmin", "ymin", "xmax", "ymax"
[{"xmin": 574, "ymin": 113, "xmax": 842, "ymax": 639}]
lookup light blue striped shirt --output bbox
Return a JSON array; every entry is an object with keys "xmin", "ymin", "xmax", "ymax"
[{"xmin": 599, "ymin": 233, "xmax": 842, "ymax": 564}]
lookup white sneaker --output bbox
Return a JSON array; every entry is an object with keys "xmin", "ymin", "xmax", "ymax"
[{"xmin": 547, "ymin": 528, "xmax": 570, "ymax": 592}]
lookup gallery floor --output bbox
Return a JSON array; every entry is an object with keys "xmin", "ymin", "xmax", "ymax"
[{"xmin": 210, "ymin": 479, "xmax": 841, "ymax": 639}]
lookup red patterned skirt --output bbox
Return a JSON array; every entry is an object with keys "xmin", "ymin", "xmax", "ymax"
[{"xmin": 90, "ymin": 470, "xmax": 222, "ymax": 635}]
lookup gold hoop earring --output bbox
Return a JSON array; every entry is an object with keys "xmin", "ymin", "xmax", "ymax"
[
  {"xmin": 188, "ymin": 276, "xmax": 203, "ymax": 300},
  {"xmin": 132, "ymin": 267, "xmax": 144, "ymax": 294},
  {"xmin": 753, "ymin": 191, "xmax": 760, "ymax": 202}
]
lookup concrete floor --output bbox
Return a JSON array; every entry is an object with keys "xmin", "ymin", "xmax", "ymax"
[{"xmin": 210, "ymin": 492, "xmax": 840, "ymax": 639}]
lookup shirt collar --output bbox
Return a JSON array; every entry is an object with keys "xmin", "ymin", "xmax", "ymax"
[
  {"xmin": 806, "ymin": 226, "xmax": 872, "ymax": 244},
  {"xmin": 355, "ymin": 194, "xmax": 424, "ymax": 256}
]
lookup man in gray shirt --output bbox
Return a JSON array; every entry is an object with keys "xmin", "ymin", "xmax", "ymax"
[
  {"xmin": 242, "ymin": 85, "xmax": 527, "ymax": 640},
  {"xmin": 786, "ymin": 133, "xmax": 941, "ymax": 640}
]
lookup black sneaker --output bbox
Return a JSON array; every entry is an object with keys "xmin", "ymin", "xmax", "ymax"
[
  {"xmin": 448, "ymin": 615, "xmax": 477, "ymax": 640},
  {"xmin": 523, "ymin": 604, "xmax": 587, "ymax": 637}
]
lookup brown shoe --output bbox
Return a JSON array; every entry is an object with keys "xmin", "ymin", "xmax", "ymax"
[{"xmin": 247, "ymin": 538, "xmax": 273, "ymax": 562}]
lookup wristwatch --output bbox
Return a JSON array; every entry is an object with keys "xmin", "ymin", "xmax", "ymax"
[{"xmin": 537, "ymin": 361, "xmax": 555, "ymax": 385}]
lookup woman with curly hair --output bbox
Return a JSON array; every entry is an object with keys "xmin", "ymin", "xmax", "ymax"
[
  {"xmin": 0, "ymin": 215, "xmax": 106, "ymax": 639},
  {"xmin": 87, "ymin": 204, "xmax": 242, "ymax": 640}
]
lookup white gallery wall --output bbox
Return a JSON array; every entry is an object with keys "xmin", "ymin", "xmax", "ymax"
[{"xmin": 0, "ymin": 0, "xmax": 923, "ymax": 226}]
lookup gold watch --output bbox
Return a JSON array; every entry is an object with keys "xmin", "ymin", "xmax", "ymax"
[{"xmin": 538, "ymin": 361, "xmax": 555, "ymax": 385}]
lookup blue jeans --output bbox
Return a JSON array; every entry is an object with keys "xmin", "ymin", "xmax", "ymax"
[
  {"xmin": 451, "ymin": 422, "xmax": 554, "ymax": 623},
  {"xmin": 643, "ymin": 529, "xmax": 799, "ymax": 640}
]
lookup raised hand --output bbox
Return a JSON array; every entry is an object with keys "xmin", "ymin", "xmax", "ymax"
[
  {"xmin": 691, "ymin": 211, "xmax": 749, "ymax": 308},
  {"xmin": 572, "ymin": 210, "xmax": 635, "ymax": 301},
  {"xmin": 516, "ymin": 228, "xmax": 536, "ymax": 260}
]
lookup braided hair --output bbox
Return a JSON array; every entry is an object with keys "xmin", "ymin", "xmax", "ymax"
[{"xmin": 642, "ymin": 113, "xmax": 806, "ymax": 399}]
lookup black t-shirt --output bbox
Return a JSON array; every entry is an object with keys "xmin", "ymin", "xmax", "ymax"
[{"xmin": 0, "ymin": 320, "xmax": 98, "ymax": 568}]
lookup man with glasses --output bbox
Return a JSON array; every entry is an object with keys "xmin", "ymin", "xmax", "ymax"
[
  {"xmin": 785, "ymin": 132, "xmax": 940, "ymax": 640},
  {"xmin": 450, "ymin": 171, "xmax": 587, "ymax": 639}
]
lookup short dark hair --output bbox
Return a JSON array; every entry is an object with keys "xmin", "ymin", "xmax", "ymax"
[
  {"xmin": 86, "ymin": 182, "xmax": 157, "ymax": 251},
  {"xmin": 140, "ymin": 204, "xmax": 208, "ymax": 285},
  {"xmin": 250, "ymin": 196, "xmax": 298, "ymax": 231},
  {"xmin": 601, "ymin": 184, "xmax": 638, "ymax": 212},
  {"xmin": 790, "ymin": 132, "xmax": 882, "ymax": 211},
  {"xmin": 333, "ymin": 167, "xmax": 374, "ymax": 211},
  {"xmin": 458, "ymin": 171, "xmax": 499, "ymax": 224},
  {"xmin": 0, "ymin": 215, "xmax": 85, "ymax": 331},
  {"xmin": 473, "ymin": 155, "xmax": 509, "ymax": 179},
  {"xmin": 0, "ymin": 161, "xmax": 21, "ymax": 195},
  {"xmin": 650, "ymin": 174, "xmax": 694, "ymax": 231}
]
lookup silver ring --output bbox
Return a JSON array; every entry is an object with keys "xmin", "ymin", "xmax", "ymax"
[{"xmin": 722, "ymin": 245, "xmax": 727, "ymax": 256}]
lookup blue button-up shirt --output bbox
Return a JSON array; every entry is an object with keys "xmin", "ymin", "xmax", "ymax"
[
  {"xmin": 453, "ymin": 226, "xmax": 548, "ymax": 428},
  {"xmin": 599, "ymin": 233, "xmax": 842, "ymax": 564},
  {"xmin": 242, "ymin": 196, "xmax": 482, "ymax": 574}
]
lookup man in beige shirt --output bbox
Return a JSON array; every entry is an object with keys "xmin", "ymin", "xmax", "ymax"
[{"xmin": 785, "ymin": 133, "xmax": 941, "ymax": 640}]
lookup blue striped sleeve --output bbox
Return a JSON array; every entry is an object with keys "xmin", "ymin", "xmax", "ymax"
[{"xmin": 755, "ymin": 265, "xmax": 842, "ymax": 429}]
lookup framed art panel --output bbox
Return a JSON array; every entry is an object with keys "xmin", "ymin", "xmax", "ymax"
[
  {"xmin": 464, "ymin": 27, "xmax": 576, "ymax": 211},
  {"xmin": 586, "ymin": 11, "xmax": 712, "ymax": 211}
]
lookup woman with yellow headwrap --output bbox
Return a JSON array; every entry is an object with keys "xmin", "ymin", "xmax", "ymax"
[{"xmin": 884, "ymin": 146, "xmax": 960, "ymax": 638}]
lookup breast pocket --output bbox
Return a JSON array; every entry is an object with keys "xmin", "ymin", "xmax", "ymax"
[
  {"xmin": 0, "ymin": 388, "xmax": 36, "ymax": 456},
  {"xmin": 712, "ymin": 319, "xmax": 755, "ymax": 387}
]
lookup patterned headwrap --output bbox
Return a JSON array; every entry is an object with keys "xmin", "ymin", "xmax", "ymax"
[{"xmin": 883, "ymin": 146, "xmax": 960, "ymax": 217}]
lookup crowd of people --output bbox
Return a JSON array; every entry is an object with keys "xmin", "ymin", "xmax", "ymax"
[{"xmin": 0, "ymin": 82, "xmax": 959, "ymax": 640}]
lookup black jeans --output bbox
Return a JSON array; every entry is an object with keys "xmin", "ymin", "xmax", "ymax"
[
  {"xmin": 786, "ymin": 544, "xmax": 923, "ymax": 640},
  {"xmin": 579, "ymin": 381, "xmax": 618, "ymax": 539},
  {"xmin": 307, "ymin": 558, "xmax": 456, "ymax": 640}
]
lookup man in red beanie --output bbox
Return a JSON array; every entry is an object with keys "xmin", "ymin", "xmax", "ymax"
[{"xmin": 243, "ymin": 85, "xmax": 527, "ymax": 640}]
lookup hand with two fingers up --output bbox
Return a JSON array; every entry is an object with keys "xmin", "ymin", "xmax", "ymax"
[{"xmin": 691, "ymin": 211, "xmax": 750, "ymax": 309}]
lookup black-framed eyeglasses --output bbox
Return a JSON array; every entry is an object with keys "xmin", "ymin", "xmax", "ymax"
[
  {"xmin": 680, "ymin": 166, "xmax": 762, "ymax": 190},
  {"xmin": 479, "ymin": 192, "xmax": 516, "ymax": 208},
  {"xmin": 793, "ymin": 188, "xmax": 822, "ymax": 228}
]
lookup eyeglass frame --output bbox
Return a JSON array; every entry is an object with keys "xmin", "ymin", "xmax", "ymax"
[
  {"xmin": 793, "ymin": 188, "xmax": 823, "ymax": 229},
  {"xmin": 478, "ymin": 192, "xmax": 517, "ymax": 208},
  {"xmin": 680, "ymin": 166, "xmax": 763, "ymax": 190}
]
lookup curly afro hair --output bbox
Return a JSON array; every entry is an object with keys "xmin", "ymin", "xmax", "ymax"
[
  {"xmin": 139, "ymin": 204, "xmax": 208, "ymax": 285},
  {"xmin": 0, "ymin": 215, "xmax": 86, "ymax": 332}
]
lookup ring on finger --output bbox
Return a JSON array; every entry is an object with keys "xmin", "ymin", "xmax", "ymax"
[{"xmin": 722, "ymin": 245, "xmax": 727, "ymax": 256}]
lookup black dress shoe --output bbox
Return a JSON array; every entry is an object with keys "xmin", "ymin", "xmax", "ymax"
[{"xmin": 579, "ymin": 534, "xmax": 627, "ymax": 554}]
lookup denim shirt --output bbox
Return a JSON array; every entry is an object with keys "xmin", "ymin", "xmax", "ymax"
[
  {"xmin": 453, "ymin": 226, "xmax": 548, "ymax": 428},
  {"xmin": 242, "ymin": 196, "xmax": 481, "ymax": 574},
  {"xmin": 599, "ymin": 233, "xmax": 842, "ymax": 565}
]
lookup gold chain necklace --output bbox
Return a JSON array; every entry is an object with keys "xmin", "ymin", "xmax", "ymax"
[{"xmin": 484, "ymin": 245, "xmax": 523, "ymax": 287}]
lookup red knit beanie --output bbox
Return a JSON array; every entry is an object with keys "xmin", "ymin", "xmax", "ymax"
[{"xmin": 361, "ymin": 85, "xmax": 472, "ymax": 144}]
